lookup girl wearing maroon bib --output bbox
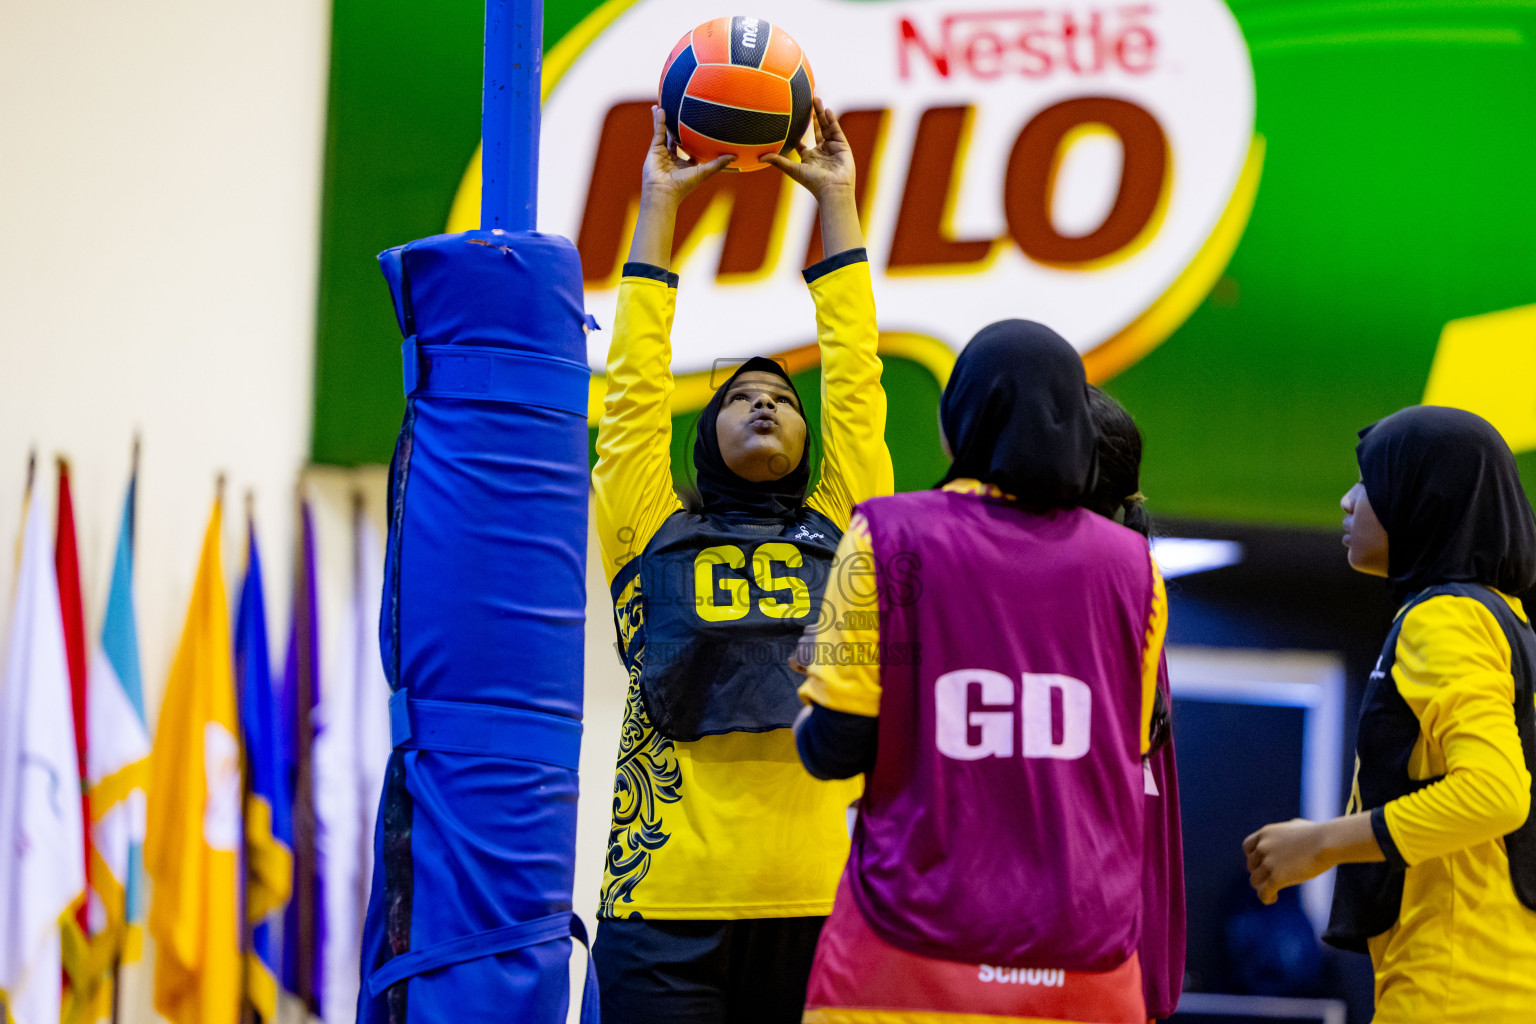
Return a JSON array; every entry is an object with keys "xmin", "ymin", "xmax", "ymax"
[{"xmin": 793, "ymin": 324, "xmax": 1180, "ymax": 1023}]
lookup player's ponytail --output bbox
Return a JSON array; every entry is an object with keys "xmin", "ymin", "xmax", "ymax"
[
  {"xmin": 1086, "ymin": 388, "xmax": 1153, "ymax": 538},
  {"xmin": 1086, "ymin": 389, "xmax": 1168, "ymax": 753},
  {"xmin": 1121, "ymin": 491, "xmax": 1152, "ymax": 539}
]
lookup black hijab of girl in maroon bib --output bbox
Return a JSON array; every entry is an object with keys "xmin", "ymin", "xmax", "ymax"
[{"xmin": 938, "ymin": 319, "xmax": 1098, "ymax": 506}]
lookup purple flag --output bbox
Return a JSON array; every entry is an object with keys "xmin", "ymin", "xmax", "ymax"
[{"xmin": 282, "ymin": 501, "xmax": 325, "ymax": 1011}]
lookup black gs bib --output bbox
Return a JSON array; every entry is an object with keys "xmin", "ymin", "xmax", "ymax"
[{"xmin": 611, "ymin": 508, "xmax": 841, "ymax": 742}]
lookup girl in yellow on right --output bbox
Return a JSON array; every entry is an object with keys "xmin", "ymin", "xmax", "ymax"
[{"xmin": 1245, "ymin": 405, "xmax": 1536, "ymax": 1023}]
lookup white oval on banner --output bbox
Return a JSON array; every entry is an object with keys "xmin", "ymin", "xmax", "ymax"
[
  {"xmin": 463, "ymin": 0, "xmax": 1258, "ymax": 381},
  {"xmin": 203, "ymin": 721, "xmax": 242, "ymax": 852}
]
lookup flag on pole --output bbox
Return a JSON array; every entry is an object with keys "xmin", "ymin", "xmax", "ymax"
[
  {"xmin": 145, "ymin": 493, "xmax": 241, "ymax": 1024},
  {"xmin": 53, "ymin": 462, "xmax": 94, "ymax": 945},
  {"xmin": 53, "ymin": 460, "xmax": 120, "ymax": 1024},
  {"xmin": 281, "ymin": 500, "xmax": 324, "ymax": 1013},
  {"xmin": 318, "ymin": 495, "xmax": 393, "ymax": 1024},
  {"xmin": 0, "ymin": 470, "xmax": 87, "ymax": 1024},
  {"xmin": 235, "ymin": 511, "xmax": 292, "ymax": 1021},
  {"xmin": 352, "ymin": 502, "xmax": 392, "ymax": 895},
  {"xmin": 76, "ymin": 455, "xmax": 153, "ymax": 1021}
]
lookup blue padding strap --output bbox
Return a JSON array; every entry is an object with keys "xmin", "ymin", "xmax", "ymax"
[
  {"xmin": 389, "ymin": 690, "xmax": 582, "ymax": 771},
  {"xmin": 401, "ymin": 337, "xmax": 590, "ymax": 416},
  {"xmin": 388, "ymin": 688, "xmax": 411, "ymax": 747},
  {"xmin": 573, "ymin": 914, "xmax": 599, "ymax": 1024},
  {"xmin": 367, "ymin": 910, "xmax": 598, "ymax": 1023}
]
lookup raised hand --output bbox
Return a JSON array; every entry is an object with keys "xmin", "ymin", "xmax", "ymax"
[
  {"xmin": 641, "ymin": 104, "xmax": 734, "ymax": 206},
  {"xmin": 764, "ymin": 98, "xmax": 855, "ymax": 200}
]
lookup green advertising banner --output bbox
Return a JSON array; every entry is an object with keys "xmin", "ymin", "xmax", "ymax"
[{"xmin": 314, "ymin": 0, "xmax": 1536, "ymax": 527}]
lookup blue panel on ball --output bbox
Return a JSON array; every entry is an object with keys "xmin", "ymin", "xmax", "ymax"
[
  {"xmin": 730, "ymin": 15, "xmax": 768, "ymax": 68},
  {"xmin": 785, "ymin": 65, "xmax": 813, "ymax": 154},
  {"xmin": 660, "ymin": 44, "xmax": 696, "ymax": 142},
  {"xmin": 681, "ymin": 96, "xmax": 790, "ymax": 147}
]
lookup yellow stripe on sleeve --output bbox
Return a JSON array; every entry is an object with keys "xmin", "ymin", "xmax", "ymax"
[
  {"xmin": 797, "ymin": 512, "xmax": 882, "ymax": 717},
  {"xmin": 1140, "ymin": 553, "xmax": 1168, "ymax": 756}
]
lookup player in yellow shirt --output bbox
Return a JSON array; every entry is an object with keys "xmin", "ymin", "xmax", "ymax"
[
  {"xmin": 1245, "ymin": 405, "xmax": 1536, "ymax": 1023},
  {"xmin": 589, "ymin": 99, "xmax": 892, "ymax": 1023}
]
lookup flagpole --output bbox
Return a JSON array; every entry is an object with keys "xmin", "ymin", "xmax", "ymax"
[
  {"xmin": 110, "ymin": 943, "xmax": 122, "ymax": 1023},
  {"xmin": 110, "ymin": 950, "xmax": 121, "ymax": 1023},
  {"xmin": 239, "ymin": 746, "xmax": 256, "ymax": 1024},
  {"xmin": 127, "ymin": 431, "xmax": 140, "ymax": 555},
  {"xmin": 109, "ymin": 435, "xmax": 139, "ymax": 1024},
  {"xmin": 237, "ymin": 485, "xmax": 255, "ymax": 1024},
  {"xmin": 289, "ymin": 480, "xmax": 320, "ymax": 1013}
]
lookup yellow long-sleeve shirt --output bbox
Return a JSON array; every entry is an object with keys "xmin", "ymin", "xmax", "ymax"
[
  {"xmin": 1367, "ymin": 591, "xmax": 1536, "ymax": 1023},
  {"xmin": 592, "ymin": 253, "xmax": 892, "ymax": 919}
]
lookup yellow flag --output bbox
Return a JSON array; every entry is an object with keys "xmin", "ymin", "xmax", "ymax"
[{"xmin": 145, "ymin": 499, "xmax": 241, "ymax": 1024}]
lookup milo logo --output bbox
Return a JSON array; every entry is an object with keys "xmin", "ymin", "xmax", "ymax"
[{"xmin": 451, "ymin": 0, "xmax": 1259, "ymax": 384}]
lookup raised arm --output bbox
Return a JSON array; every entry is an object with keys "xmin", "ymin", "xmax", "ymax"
[
  {"xmin": 592, "ymin": 108, "xmax": 733, "ymax": 584},
  {"xmin": 768, "ymin": 102, "xmax": 893, "ymax": 528}
]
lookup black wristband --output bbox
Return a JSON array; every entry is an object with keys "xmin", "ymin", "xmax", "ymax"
[
  {"xmin": 802, "ymin": 247, "xmax": 868, "ymax": 284},
  {"xmin": 622, "ymin": 262, "xmax": 679, "ymax": 288}
]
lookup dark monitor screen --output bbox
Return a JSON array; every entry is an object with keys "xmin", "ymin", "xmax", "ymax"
[
  {"xmin": 1164, "ymin": 647, "xmax": 1350, "ymax": 1020},
  {"xmin": 1174, "ymin": 698, "xmax": 1306, "ymax": 993}
]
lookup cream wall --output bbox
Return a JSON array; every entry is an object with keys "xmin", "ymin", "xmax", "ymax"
[{"xmin": 0, "ymin": 0, "xmax": 331, "ymax": 713}]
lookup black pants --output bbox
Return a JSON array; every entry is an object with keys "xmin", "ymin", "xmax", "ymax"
[{"xmin": 593, "ymin": 916, "xmax": 826, "ymax": 1024}]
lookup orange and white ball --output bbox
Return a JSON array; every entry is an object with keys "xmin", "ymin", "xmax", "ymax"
[{"xmin": 658, "ymin": 16, "xmax": 816, "ymax": 172}]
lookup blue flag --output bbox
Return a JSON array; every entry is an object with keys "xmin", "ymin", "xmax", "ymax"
[
  {"xmin": 235, "ymin": 519, "xmax": 292, "ymax": 1021},
  {"xmin": 98, "ymin": 469, "xmax": 149, "ymax": 926}
]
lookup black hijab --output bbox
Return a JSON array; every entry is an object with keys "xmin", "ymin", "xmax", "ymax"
[
  {"xmin": 693, "ymin": 356, "xmax": 811, "ymax": 518},
  {"xmin": 1357, "ymin": 405, "xmax": 1536, "ymax": 601},
  {"xmin": 939, "ymin": 319, "xmax": 1097, "ymax": 507}
]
